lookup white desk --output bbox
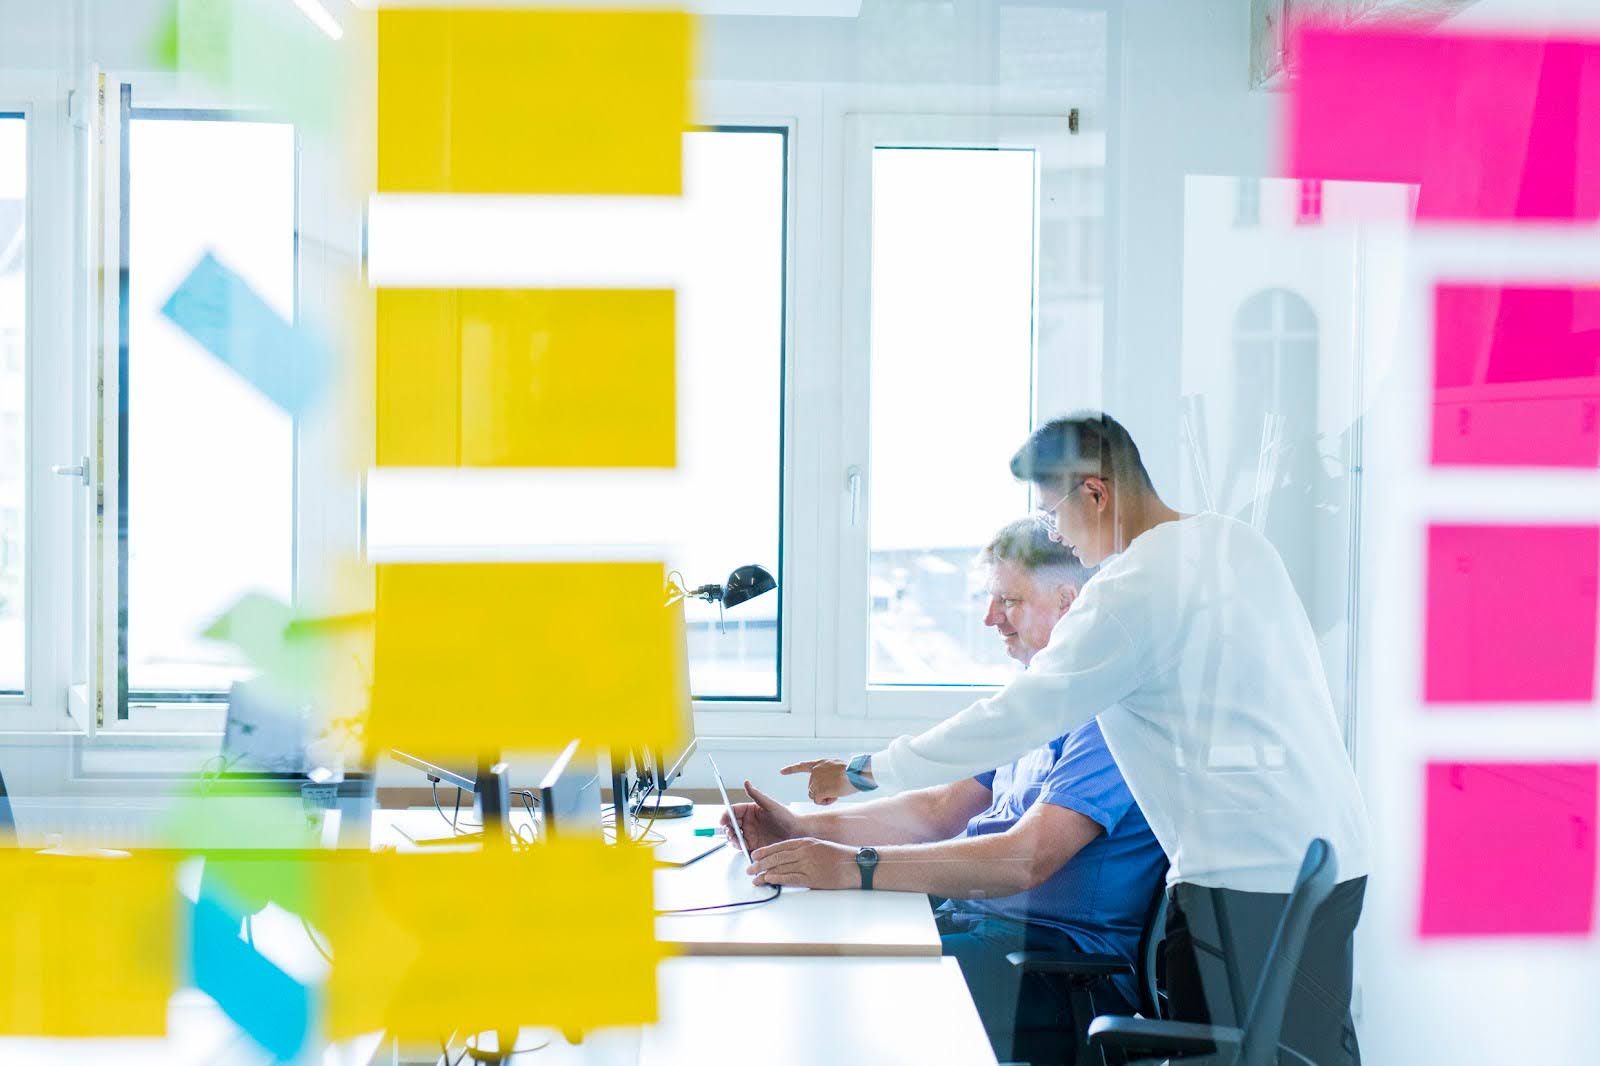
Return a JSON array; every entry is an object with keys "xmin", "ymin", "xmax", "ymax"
[
  {"xmin": 650, "ymin": 803, "xmax": 943, "ymax": 957},
  {"xmin": 638, "ymin": 955, "xmax": 996, "ymax": 1065},
  {"xmin": 451, "ymin": 957, "xmax": 997, "ymax": 1066},
  {"xmin": 372, "ymin": 806, "xmax": 945, "ymax": 958}
]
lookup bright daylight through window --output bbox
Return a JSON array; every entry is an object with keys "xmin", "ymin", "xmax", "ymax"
[
  {"xmin": 123, "ymin": 110, "xmax": 296, "ymax": 701},
  {"xmin": 0, "ymin": 114, "xmax": 24, "ymax": 696},
  {"xmin": 677, "ymin": 128, "xmax": 785, "ymax": 700},
  {"xmin": 869, "ymin": 147, "xmax": 1036, "ymax": 687}
]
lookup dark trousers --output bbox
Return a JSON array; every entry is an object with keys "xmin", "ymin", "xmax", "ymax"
[
  {"xmin": 935, "ymin": 906, "xmax": 1135, "ymax": 1066},
  {"xmin": 1164, "ymin": 876, "xmax": 1367, "ymax": 1066}
]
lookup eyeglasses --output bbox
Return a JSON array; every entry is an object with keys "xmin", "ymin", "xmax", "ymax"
[{"xmin": 1033, "ymin": 477, "xmax": 1096, "ymax": 535}]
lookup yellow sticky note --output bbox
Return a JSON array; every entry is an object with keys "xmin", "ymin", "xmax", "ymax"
[
  {"xmin": 322, "ymin": 842, "xmax": 669, "ymax": 1039},
  {"xmin": 378, "ymin": 9, "xmax": 693, "ymax": 195},
  {"xmin": 376, "ymin": 290, "xmax": 676, "ymax": 468},
  {"xmin": 0, "ymin": 853, "xmax": 178, "ymax": 1036},
  {"xmin": 366, "ymin": 562, "xmax": 688, "ymax": 758}
]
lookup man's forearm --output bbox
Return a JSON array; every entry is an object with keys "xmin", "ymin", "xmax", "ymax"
[
  {"xmin": 798, "ymin": 788, "xmax": 973, "ymax": 847},
  {"xmin": 868, "ymin": 835, "xmax": 1039, "ymax": 899}
]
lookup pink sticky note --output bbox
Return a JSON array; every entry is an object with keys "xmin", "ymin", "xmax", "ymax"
[
  {"xmin": 1433, "ymin": 283, "xmax": 1600, "ymax": 468},
  {"xmin": 1425, "ymin": 524, "xmax": 1599, "ymax": 704},
  {"xmin": 1289, "ymin": 27, "xmax": 1600, "ymax": 222},
  {"xmin": 1421, "ymin": 762, "xmax": 1597, "ymax": 937}
]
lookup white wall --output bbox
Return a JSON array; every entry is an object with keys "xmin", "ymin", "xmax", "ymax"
[
  {"xmin": 1109, "ymin": 0, "xmax": 1273, "ymax": 502},
  {"xmin": 0, "ymin": 0, "xmax": 174, "ymax": 78}
]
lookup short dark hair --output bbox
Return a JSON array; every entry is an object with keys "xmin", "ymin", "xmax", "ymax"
[
  {"xmin": 979, "ymin": 517, "xmax": 1095, "ymax": 590},
  {"xmin": 1009, "ymin": 411, "xmax": 1155, "ymax": 492}
]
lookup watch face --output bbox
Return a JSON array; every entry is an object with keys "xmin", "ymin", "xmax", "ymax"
[{"xmin": 857, "ymin": 847, "xmax": 879, "ymax": 867}]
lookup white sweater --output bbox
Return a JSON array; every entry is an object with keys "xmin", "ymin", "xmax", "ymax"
[{"xmin": 874, "ymin": 512, "xmax": 1371, "ymax": 893}]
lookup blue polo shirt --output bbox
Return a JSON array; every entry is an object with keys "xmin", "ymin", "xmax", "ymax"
[{"xmin": 939, "ymin": 719, "xmax": 1166, "ymax": 1000}]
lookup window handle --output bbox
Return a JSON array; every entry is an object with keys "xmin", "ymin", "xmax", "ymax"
[
  {"xmin": 846, "ymin": 466, "xmax": 863, "ymax": 527},
  {"xmin": 51, "ymin": 458, "xmax": 91, "ymax": 487}
]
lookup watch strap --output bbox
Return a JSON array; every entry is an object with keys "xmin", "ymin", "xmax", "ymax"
[{"xmin": 855, "ymin": 847, "xmax": 878, "ymax": 890}]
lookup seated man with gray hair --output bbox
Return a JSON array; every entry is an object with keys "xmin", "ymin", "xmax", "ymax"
[{"xmin": 724, "ymin": 518, "xmax": 1167, "ymax": 1064}]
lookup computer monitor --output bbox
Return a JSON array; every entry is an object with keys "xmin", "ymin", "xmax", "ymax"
[
  {"xmin": 390, "ymin": 750, "xmax": 478, "ymax": 794},
  {"xmin": 631, "ymin": 611, "xmax": 698, "ymax": 820},
  {"xmin": 634, "ymin": 737, "xmax": 696, "ymax": 820},
  {"xmin": 539, "ymin": 739, "xmax": 602, "ymax": 840},
  {"xmin": 391, "ymin": 749, "xmax": 513, "ymax": 844},
  {"xmin": 475, "ymin": 760, "xmax": 513, "ymax": 846},
  {"xmin": 648, "ymin": 737, "xmax": 697, "ymax": 795}
]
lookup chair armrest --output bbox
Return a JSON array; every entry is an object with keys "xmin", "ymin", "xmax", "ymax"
[
  {"xmin": 1005, "ymin": 950, "xmax": 1135, "ymax": 979},
  {"xmin": 1086, "ymin": 1016, "xmax": 1243, "ymax": 1056}
]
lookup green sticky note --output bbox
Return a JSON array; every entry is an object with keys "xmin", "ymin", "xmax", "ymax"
[
  {"xmin": 156, "ymin": 0, "xmax": 343, "ymax": 136},
  {"xmin": 149, "ymin": 0, "xmax": 181, "ymax": 71}
]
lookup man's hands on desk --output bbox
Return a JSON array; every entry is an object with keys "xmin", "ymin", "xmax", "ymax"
[
  {"xmin": 720, "ymin": 781, "xmax": 805, "ymax": 850},
  {"xmin": 719, "ymin": 779, "xmax": 860, "ymax": 890},
  {"xmin": 747, "ymin": 838, "xmax": 859, "ymax": 890}
]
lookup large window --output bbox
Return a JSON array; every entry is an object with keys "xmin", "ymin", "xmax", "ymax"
[
  {"xmin": 0, "ymin": 113, "xmax": 23, "ymax": 696},
  {"xmin": 677, "ymin": 128, "xmax": 786, "ymax": 701},
  {"xmin": 867, "ymin": 147, "xmax": 1037, "ymax": 688},
  {"xmin": 349, "ymin": 127, "xmax": 788, "ymax": 705},
  {"xmin": 120, "ymin": 97, "xmax": 297, "ymax": 706}
]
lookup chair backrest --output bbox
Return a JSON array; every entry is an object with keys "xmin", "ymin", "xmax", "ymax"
[
  {"xmin": 1236, "ymin": 839, "xmax": 1337, "ymax": 1066},
  {"xmin": 1136, "ymin": 865, "xmax": 1171, "ymax": 1019},
  {"xmin": 0, "ymin": 766, "xmax": 15, "ymax": 847}
]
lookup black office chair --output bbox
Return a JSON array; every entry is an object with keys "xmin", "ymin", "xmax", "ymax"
[
  {"xmin": 0, "ymin": 766, "xmax": 16, "ymax": 847},
  {"xmin": 1002, "ymin": 865, "xmax": 1170, "ymax": 1066},
  {"xmin": 1084, "ymin": 839, "xmax": 1338, "ymax": 1066}
]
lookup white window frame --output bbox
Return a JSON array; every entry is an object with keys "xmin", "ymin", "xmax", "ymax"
[
  {"xmin": 84, "ymin": 71, "xmax": 367, "ymax": 737},
  {"xmin": 0, "ymin": 74, "xmax": 75, "ymax": 732},
  {"xmin": 689, "ymin": 84, "xmax": 816, "ymax": 740},
  {"xmin": 827, "ymin": 110, "xmax": 1091, "ymax": 737}
]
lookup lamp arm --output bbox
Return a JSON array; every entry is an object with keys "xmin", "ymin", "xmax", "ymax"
[{"xmin": 663, "ymin": 570, "xmax": 689, "ymax": 608}]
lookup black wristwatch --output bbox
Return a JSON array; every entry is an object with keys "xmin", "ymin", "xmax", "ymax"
[{"xmin": 855, "ymin": 846, "xmax": 880, "ymax": 890}]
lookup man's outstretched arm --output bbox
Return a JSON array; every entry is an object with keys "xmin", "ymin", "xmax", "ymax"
[
  {"xmin": 722, "ymin": 778, "xmax": 992, "ymax": 851},
  {"xmin": 748, "ymin": 800, "xmax": 1103, "ymax": 898}
]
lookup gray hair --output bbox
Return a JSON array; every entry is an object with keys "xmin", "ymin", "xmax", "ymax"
[{"xmin": 978, "ymin": 517, "xmax": 1096, "ymax": 591}]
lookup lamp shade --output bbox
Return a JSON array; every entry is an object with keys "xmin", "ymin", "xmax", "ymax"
[{"xmin": 720, "ymin": 564, "xmax": 777, "ymax": 609}]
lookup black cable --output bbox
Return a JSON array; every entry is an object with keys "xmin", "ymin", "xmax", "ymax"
[
  {"xmin": 431, "ymin": 780, "xmax": 480, "ymax": 834},
  {"xmin": 511, "ymin": 790, "xmax": 539, "ymax": 848},
  {"xmin": 656, "ymin": 885, "xmax": 782, "ymax": 915},
  {"xmin": 631, "ymin": 782, "xmax": 663, "ymax": 842}
]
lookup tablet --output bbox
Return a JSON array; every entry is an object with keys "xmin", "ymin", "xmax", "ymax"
[{"xmin": 707, "ymin": 755, "xmax": 754, "ymax": 867}]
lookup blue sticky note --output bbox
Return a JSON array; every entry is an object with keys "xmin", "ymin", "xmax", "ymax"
[
  {"xmin": 191, "ymin": 875, "xmax": 312, "ymax": 1061},
  {"xmin": 161, "ymin": 252, "xmax": 328, "ymax": 415}
]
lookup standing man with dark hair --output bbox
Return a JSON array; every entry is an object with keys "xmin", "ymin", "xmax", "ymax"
[
  {"xmin": 783, "ymin": 411, "xmax": 1371, "ymax": 1066},
  {"xmin": 731, "ymin": 518, "xmax": 1164, "ymax": 1064}
]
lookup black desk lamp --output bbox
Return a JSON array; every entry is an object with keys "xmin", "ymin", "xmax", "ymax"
[{"xmin": 664, "ymin": 563, "xmax": 778, "ymax": 616}]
